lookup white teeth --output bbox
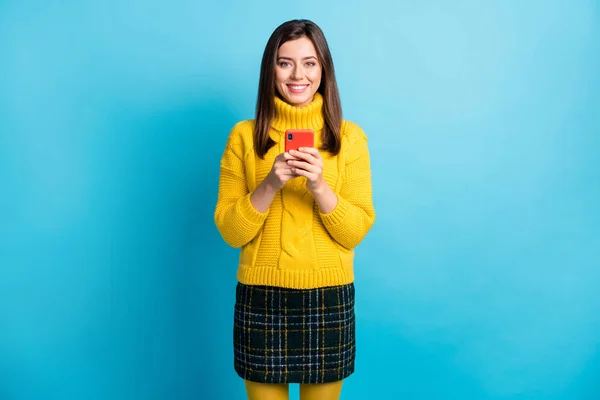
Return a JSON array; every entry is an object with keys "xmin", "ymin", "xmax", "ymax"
[{"xmin": 290, "ymin": 86, "xmax": 307, "ymax": 90}]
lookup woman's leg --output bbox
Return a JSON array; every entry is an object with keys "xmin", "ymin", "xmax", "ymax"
[
  {"xmin": 244, "ymin": 380, "xmax": 290, "ymax": 400},
  {"xmin": 299, "ymin": 380, "xmax": 344, "ymax": 400}
]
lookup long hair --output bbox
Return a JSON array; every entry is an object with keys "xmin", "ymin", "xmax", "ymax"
[{"xmin": 254, "ymin": 19, "xmax": 342, "ymax": 159}]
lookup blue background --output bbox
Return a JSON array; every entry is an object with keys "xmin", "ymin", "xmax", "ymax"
[{"xmin": 1, "ymin": 1, "xmax": 599, "ymax": 399}]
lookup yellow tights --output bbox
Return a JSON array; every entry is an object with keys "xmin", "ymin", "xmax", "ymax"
[{"xmin": 244, "ymin": 380, "xmax": 344, "ymax": 400}]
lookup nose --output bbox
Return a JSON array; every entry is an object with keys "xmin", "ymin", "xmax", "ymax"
[{"xmin": 291, "ymin": 65, "xmax": 304, "ymax": 80}]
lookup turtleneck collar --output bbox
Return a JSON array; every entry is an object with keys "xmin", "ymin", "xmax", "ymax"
[{"xmin": 270, "ymin": 92, "xmax": 325, "ymax": 140}]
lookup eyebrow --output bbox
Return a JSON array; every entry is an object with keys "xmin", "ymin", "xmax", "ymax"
[{"xmin": 277, "ymin": 56, "xmax": 318, "ymax": 61}]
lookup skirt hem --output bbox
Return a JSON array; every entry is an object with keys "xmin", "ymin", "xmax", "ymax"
[{"xmin": 235, "ymin": 365, "xmax": 354, "ymax": 384}]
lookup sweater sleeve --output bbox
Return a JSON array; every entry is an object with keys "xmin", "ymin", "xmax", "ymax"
[
  {"xmin": 319, "ymin": 123, "xmax": 376, "ymax": 250},
  {"xmin": 214, "ymin": 125, "xmax": 268, "ymax": 248}
]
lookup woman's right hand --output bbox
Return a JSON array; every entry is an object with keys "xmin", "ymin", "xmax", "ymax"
[
  {"xmin": 266, "ymin": 152, "xmax": 298, "ymax": 190},
  {"xmin": 250, "ymin": 152, "xmax": 297, "ymax": 213}
]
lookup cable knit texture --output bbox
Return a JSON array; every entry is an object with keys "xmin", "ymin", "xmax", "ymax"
[{"xmin": 214, "ymin": 93, "xmax": 375, "ymax": 289}]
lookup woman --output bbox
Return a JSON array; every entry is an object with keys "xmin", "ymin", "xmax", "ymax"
[{"xmin": 214, "ymin": 19, "xmax": 375, "ymax": 400}]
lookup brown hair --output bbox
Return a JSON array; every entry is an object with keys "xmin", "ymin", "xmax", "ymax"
[{"xmin": 254, "ymin": 19, "xmax": 342, "ymax": 158}]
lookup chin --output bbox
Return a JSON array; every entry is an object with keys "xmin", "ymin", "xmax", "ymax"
[{"xmin": 277, "ymin": 86, "xmax": 315, "ymax": 106}]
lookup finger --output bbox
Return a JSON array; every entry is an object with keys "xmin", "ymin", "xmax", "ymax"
[
  {"xmin": 292, "ymin": 168, "xmax": 316, "ymax": 180},
  {"xmin": 277, "ymin": 161, "xmax": 297, "ymax": 171},
  {"xmin": 276, "ymin": 168, "xmax": 296, "ymax": 176},
  {"xmin": 289, "ymin": 149, "xmax": 318, "ymax": 165},
  {"xmin": 288, "ymin": 160, "xmax": 320, "ymax": 173},
  {"xmin": 298, "ymin": 147, "xmax": 322, "ymax": 159},
  {"xmin": 281, "ymin": 152, "xmax": 299, "ymax": 160}
]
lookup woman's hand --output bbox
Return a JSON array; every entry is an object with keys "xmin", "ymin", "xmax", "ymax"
[
  {"xmin": 265, "ymin": 152, "xmax": 298, "ymax": 191},
  {"xmin": 288, "ymin": 147, "xmax": 338, "ymax": 213},
  {"xmin": 287, "ymin": 147, "xmax": 325, "ymax": 193},
  {"xmin": 251, "ymin": 152, "xmax": 298, "ymax": 213}
]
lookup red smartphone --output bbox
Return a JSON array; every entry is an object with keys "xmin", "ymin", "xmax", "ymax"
[{"xmin": 285, "ymin": 129, "xmax": 314, "ymax": 153}]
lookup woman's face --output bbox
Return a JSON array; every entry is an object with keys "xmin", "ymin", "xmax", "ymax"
[{"xmin": 275, "ymin": 37, "xmax": 322, "ymax": 107}]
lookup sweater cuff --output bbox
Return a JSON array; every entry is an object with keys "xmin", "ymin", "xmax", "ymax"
[
  {"xmin": 319, "ymin": 196, "xmax": 350, "ymax": 227},
  {"xmin": 237, "ymin": 193, "xmax": 269, "ymax": 225}
]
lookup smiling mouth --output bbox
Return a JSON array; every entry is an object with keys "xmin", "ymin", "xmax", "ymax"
[{"xmin": 287, "ymin": 84, "xmax": 309, "ymax": 93}]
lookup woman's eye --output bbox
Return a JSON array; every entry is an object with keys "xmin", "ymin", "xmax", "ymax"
[
  {"xmin": 279, "ymin": 62, "xmax": 291, "ymax": 67},
  {"xmin": 306, "ymin": 62, "xmax": 316, "ymax": 67}
]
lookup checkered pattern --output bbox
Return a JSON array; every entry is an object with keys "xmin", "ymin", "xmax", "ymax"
[{"xmin": 233, "ymin": 282, "xmax": 356, "ymax": 384}]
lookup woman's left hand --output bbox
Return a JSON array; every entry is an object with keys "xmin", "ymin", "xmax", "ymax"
[{"xmin": 287, "ymin": 147, "xmax": 325, "ymax": 193}]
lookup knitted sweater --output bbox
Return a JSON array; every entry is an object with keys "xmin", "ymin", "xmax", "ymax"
[{"xmin": 214, "ymin": 92, "xmax": 375, "ymax": 289}]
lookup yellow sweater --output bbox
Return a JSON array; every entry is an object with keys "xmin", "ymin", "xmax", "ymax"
[{"xmin": 214, "ymin": 93, "xmax": 375, "ymax": 289}]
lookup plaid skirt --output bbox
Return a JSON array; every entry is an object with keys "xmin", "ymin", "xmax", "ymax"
[{"xmin": 233, "ymin": 282, "xmax": 356, "ymax": 384}]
